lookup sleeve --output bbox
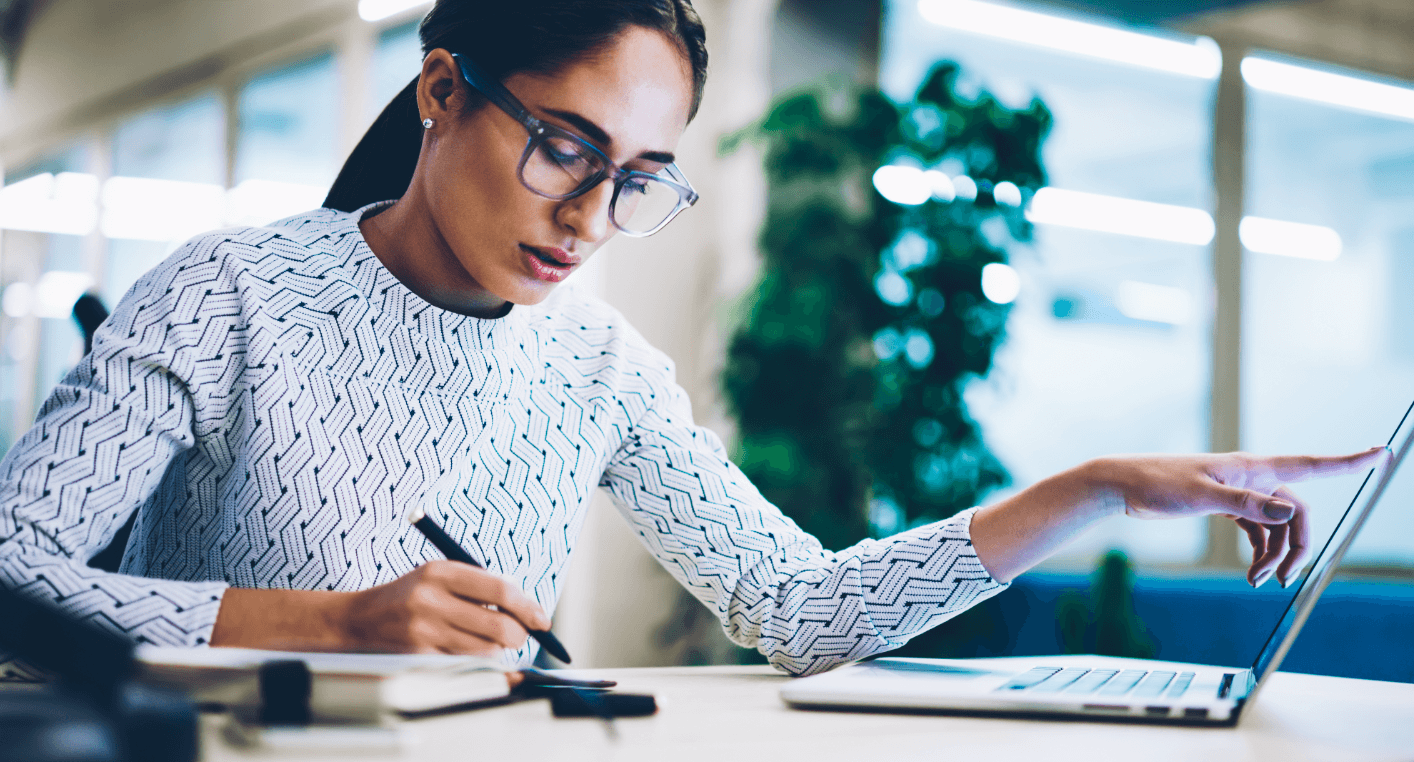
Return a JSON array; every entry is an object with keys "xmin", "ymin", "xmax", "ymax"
[
  {"xmin": 0, "ymin": 238, "xmax": 233, "ymax": 648},
  {"xmin": 599, "ymin": 350, "xmax": 1009, "ymax": 677}
]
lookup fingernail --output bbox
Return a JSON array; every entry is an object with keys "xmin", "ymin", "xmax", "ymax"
[
  {"xmin": 1263, "ymin": 500, "xmax": 1295, "ymax": 521},
  {"xmin": 1254, "ymin": 570, "xmax": 1272, "ymax": 588},
  {"xmin": 1279, "ymin": 575, "xmax": 1291, "ymax": 588}
]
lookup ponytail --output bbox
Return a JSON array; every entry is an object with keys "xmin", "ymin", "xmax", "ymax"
[{"xmin": 322, "ymin": 77, "xmax": 422, "ymax": 213}]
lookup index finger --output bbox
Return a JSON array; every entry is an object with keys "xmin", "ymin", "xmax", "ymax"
[{"xmin": 1265, "ymin": 446, "xmax": 1389, "ymax": 482}]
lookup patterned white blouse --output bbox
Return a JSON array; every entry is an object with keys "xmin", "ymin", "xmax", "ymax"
[{"xmin": 0, "ymin": 204, "xmax": 1006, "ymax": 676}]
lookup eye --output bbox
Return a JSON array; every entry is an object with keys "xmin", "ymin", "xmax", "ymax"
[
  {"xmin": 620, "ymin": 177, "xmax": 652, "ymax": 197},
  {"xmin": 537, "ymin": 134, "xmax": 600, "ymax": 171}
]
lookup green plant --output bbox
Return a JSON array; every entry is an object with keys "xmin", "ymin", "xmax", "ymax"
[
  {"xmin": 1057, "ymin": 550, "xmax": 1158, "ymax": 658},
  {"xmin": 721, "ymin": 64, "xmax": 1051, "ymax": 548}
]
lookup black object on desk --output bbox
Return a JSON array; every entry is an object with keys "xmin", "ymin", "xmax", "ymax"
[
  {"xmin": 258, "ymin": 661, "xmax": 312, "ymax": 726},
  {"xmin": 406, "ymin": 505, "xmax": 574, "ymax": 664},
  {"xmin": 0, "ymin": 584, "xmax": 198, "ymax": 762},
  {"xmin": 549, "ymin": 690, "xmax": 658, "ymax": 718}
]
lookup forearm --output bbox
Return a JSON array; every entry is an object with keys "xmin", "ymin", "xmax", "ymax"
[
  {"xmin": 969, "ymin": 458, "xmax": 1124, "ymax": 583},
  {"xmin": 210, "ymin": 588, "xmax": 353, "ymax": 651}
]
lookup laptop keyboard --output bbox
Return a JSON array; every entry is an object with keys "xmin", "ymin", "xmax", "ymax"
[{"xmin": 999, "ymin": 667, "xmax": 1197, "ymax": 698}]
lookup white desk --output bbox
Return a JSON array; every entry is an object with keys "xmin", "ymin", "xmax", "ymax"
[{"xmin": 200, "ymin": 663, "xmax": 1414, "ymax": 762}]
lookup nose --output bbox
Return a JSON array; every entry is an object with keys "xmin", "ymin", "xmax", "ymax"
[{"xmin": 555, "ymin": 178, "xmax": 615, "ymax": 244}]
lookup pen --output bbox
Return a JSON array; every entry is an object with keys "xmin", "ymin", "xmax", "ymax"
[{"xmin": 405, "ymin": 505, "xmax": 573, "ymax": 664}]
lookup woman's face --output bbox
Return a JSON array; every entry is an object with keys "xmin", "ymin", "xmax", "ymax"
[{"xmin": 417, "ymin": 27, "xmax": 694, "ymax": 308}]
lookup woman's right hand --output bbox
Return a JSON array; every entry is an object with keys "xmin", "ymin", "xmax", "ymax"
[
  {"xmin": 210, "ymin": 561, "xmax": 551, "ymax": 656},
  {"xmin": 341, "ymin": 560, "xmax": 551, "ymax": 655}
]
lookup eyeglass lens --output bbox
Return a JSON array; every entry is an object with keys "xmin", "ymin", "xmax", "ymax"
[{"xmin": 522, "ymin": 135, "xmax": 681, "ymax": 235}]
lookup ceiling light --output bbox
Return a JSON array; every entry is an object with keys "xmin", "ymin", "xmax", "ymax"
[
  {"xmin": 1026, "ymin": 187, "xmax": 1215, "ymax": 245},
  {"xmin": 0, "ymin": 172, "xmax": 99, "ymax": 236},
  {"xmin": 1242, "ymin": 57, "xmax": 1414, "ymax": 123},
  {"xmin": 226, "ymin": 180, "xmax": 328, "ymax": 227},
  {"xmin": 916, "ymin": 0, "xmax": 1220, "ymax": 79},
  {"xmin": 981, "ymin": 262, "xmax": 1021, "ymax": 304},
  {"xmin": 1239, "ymin": 216, "xmax": 1341, "ymax": 261},
  {"xmin": 872, "ymin": 165, "xmax": 932, "ymax": 206},
  {"xmin": 101, "ymin": 177, "xmax": 225, "ymax": 242}
]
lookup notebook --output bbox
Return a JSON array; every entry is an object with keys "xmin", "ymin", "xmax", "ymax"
[{"xmin": 136, "ymin": 645, "xmax": 512, "ymax": 720}]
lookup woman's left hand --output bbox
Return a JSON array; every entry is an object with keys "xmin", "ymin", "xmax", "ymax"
[{"xmin": 1098, "ymin": 446, "xmax": 1390, "ymax": 588}]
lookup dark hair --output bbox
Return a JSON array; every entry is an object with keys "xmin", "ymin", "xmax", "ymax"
[{"xmin": 323, "ymin": 0, "xmax": 708, "ymax": 213}]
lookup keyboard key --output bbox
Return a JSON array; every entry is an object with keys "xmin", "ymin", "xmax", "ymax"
[
  {"xmin": 1096, "ymin": 670, "xmax": 1149, "ymax": 696},
  {"xmin": 1063, "ymin": 669, "xmax": 1119, "ymax": 694},
  {"xmin": 999, "ymin": 667, "xmax": 1062, "ymax": 691},
  {"xmin": 1132, "ymin": 671, "xmax": 1177, "ymax": 698},
  {"xmin": 1166, "ymin": 672, "xmax": 1196, "ymax": 699},
  {"xmin": 1030, "ymin": 668, "xmax": 1091, "ymax": 693}
]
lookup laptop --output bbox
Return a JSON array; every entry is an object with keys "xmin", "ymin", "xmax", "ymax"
[{"xmin": 780, "ymin": 400, "xmax": 1414, "ymax": 726}]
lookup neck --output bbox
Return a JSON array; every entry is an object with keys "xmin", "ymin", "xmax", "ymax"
[{"xmin": 358, "ymin": 186, "xmax": 511, "ymax": 319}]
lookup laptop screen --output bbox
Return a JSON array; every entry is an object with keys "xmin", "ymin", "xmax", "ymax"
[{"xmin": 1247, "ymin": 399, "xmax": 1414, "ymax": 683}]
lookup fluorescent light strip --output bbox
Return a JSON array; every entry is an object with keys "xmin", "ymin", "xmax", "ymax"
[
  {"xmin": 1242, "ymin": 57, "xmax": 1414, "ymax": 123},
  {"xmin": 916, "ymin": 0, "xmax": 1220, "ymax": 79},
  {"xmin": 1026, "ymin": 188, "xmax": 1341, "ymax": 260},
  {"xmin": 358, "ymin": 0, "xmax": 432, "ymax": 22},
  {"xmin": 1027, "ymin": 187, "xmax": 1216, "ymax": 246},
  {"xmin": 0, "ymin": 173, "xmax": 99, "ymax": 236},
  {"xmin": 1239, "ymin": 216, "xmax": 1342, "ymax": 261},
  {"xmin": 0, "ymin": 175, "xmax": 328, "ymax": 240}
]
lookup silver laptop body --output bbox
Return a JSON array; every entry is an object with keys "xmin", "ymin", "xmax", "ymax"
[{"xmin": 780, "ymin": 401, "xmax": 1414, "ymax": 726}]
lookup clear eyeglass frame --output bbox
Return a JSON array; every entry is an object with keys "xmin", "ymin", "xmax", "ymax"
[{"xmin": 451, "ymin": 52, "xmax": 699, "ymax": 238}]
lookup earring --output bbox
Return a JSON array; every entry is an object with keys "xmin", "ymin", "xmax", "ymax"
[{"xmin": 422, "ymin": 118, "xmax": 435, "ymax": 129}]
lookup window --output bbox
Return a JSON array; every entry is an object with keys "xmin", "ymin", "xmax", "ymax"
[
  {"xmin": 370, "ymin": 21, "xmax": 423, "ymax": 119},
  {"xmin": 106, "ymin": 93, "xmax": 224, "ymax": 302},
  {"xmin": 882, "ymin": 0, "xmax": 1215, "ymax": 565},
  {"xmin": 1243, "ymin": 54, "xmax": 1414, "ymax": 568},
  {"xmin": 0, "ymin": 147, "xmax": 93, "ymax": 452},
  {"xmin": 235, "ymin": 52, "xmax": 340, "ymax": 190}
]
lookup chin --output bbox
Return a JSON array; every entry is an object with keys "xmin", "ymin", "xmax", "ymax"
[{"xmin": 502, "ymin": 279, "xmax": 561, "ymax": 306}]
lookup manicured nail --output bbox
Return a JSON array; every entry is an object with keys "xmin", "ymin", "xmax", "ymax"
[
  {"xmin": 1263, "ymin": 500, "xmax": 1295, "ymax": 521},
  {"xmin": 1279, "ymin": 575, "xmax": 1291, "ymax": 589},
  {"xmin": 1254, "ymin": 570, "xmax": 1272, "ymax": 588}
]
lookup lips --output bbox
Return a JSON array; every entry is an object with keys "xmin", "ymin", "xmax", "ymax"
[{"xmin": 520, "ymin": 244, "xmax": 579, "ymax": 283}]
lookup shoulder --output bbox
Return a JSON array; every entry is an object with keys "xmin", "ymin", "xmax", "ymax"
[{"xmin": 123, "ymin": 208, "xmax": 362, "ymax": 301}]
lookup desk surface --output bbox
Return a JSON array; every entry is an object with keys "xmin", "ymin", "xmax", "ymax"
[{"xmin": 202, "ymin": 663, "xmax": 1414, "ymax": 762}]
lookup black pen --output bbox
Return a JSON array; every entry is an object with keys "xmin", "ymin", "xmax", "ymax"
[{"xmin": 405, "ymin": 505, "xmax": 573, "ymax": 664}]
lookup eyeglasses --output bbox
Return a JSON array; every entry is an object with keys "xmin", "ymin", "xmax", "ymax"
[{"xmin": 451, "ymin": 53, "xmax": 699, "ymax": 238}]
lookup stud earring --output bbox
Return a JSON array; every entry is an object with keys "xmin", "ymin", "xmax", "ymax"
[{"xmin": 422, "ymin": 118, "xmax": 435, "ymax": 129}]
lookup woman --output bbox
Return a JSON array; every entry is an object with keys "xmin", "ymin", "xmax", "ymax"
[{"xmin": 0, "ymin": 0, "xmax": 1384, "ymax": 677}]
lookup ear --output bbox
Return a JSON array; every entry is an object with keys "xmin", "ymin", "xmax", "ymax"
[{"xmin": 417, "ymin": 48, "xmax": 465, "ymax": 125}]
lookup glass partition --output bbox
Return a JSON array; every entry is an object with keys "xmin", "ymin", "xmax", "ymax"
[
  {"xmin": 882, "ymin": 0, "xmax": 1214, "ymax": 565},
  {"xmin": 371, "ymin": 21, "xmax": 423, "ymax": 118},
  {"xmin": 1243, "ymin": 54, "xmax": 1414, "ymax": 569},
  {"xmin": 106, "ymin": 93, "xmax": 224, "ymax": 302},
  {"xmin": 232, "ymin": 51, "xmax": 339, "ymax": 224},
  {"xmin": 0, "ymin": 147, "xmax": 93, "ymax": 451}
]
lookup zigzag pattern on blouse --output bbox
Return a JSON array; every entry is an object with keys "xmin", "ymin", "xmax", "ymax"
[{"xmin": 0, "ymin": 205, "xmax": 1005, "ymax": 679}]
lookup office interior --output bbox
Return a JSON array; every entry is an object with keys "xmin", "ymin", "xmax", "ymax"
[{"xmin": 0, "ymin": 0, "xmax": 1410, "ymax": 683}]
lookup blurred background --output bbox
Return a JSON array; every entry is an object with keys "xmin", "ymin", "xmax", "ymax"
[{"xmin": 0, "ymin": 0, "xmax": 1410, "ymax": 680}]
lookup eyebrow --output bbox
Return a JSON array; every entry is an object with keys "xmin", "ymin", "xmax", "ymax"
[{"xmin": 543, "ymin": 108, "xmax": 676, "ymax": 165}]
